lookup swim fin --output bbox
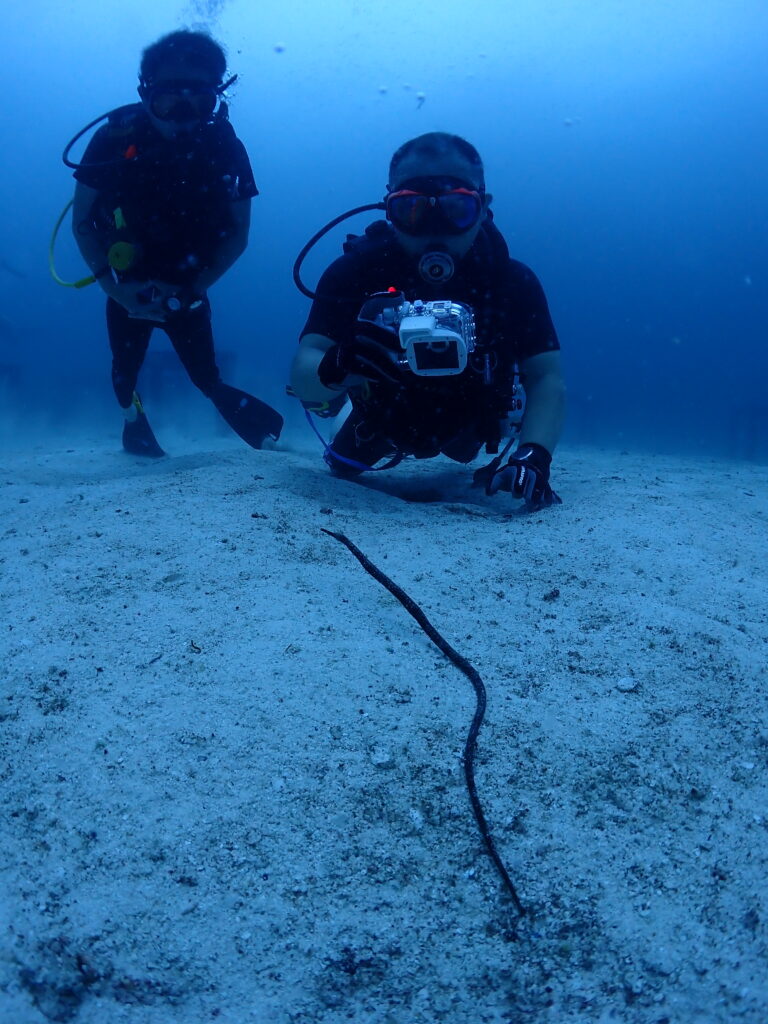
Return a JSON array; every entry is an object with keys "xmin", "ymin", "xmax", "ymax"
[
  {"xmin": 211, "ymin": 382, "xmax": 283, "ymax": 449},
  {"xmin": 122, "ymin": 393, "xmax": 165, "ymax": 458}
]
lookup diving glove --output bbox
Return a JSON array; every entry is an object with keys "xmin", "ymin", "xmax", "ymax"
[
  {"xmin": 477, "ymin": 442, "xmax": 561, "ymax": 508},
  {"xmin": 317, "ymin": 326, "xmax": 406, "ymax": 388}
]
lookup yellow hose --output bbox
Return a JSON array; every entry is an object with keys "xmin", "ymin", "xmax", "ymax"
[{"xmin": 49, "ymin": 200, "xmax": 97, "ymax": 289}]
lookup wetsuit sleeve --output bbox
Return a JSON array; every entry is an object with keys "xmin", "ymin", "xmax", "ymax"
[
  {"xmin": 299, "ymin": 254, "xmax": 365, "ymax": 346},
  {"xmin": 505, "ymin": 259, "xmax": 560, "ymax": 362}
]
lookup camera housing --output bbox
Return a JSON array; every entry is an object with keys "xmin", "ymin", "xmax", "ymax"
[
  {"xmin": 398, "ymin": 299, "xmax": 476, "ymax": 376},
  {"xmin": 357, "ymin": 293, "xmax": 476, "ymax": 377}
]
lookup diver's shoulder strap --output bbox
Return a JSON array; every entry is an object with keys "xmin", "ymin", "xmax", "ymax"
[
  {"xmin": 342, "ymin": 219, "xmax": 393, "ymax": 257},
  {"xmin": 476, "ymin": 216, "xmax": 516, "ymax": 343},
  {"xmin": 214, "ymin": 100, "xmax": 232, "ymax": 125},
  {"xmin": 480, "ymin": 213, "xmax": 512, "ymax": 270},
  {"xmin": 104, "ymin": 103, "xmax": 145, "ymax": 137}
]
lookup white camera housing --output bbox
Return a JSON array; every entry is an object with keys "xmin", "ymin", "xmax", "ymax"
[{"xmin": 397, "ymin": 300, "xmax": 476, "ymax": 376}]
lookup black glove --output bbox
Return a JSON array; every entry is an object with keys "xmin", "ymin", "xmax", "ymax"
[
  {"xmin": 317, "ymin": 325, "xmax": 407, "ymax": 388},
  {"xmin": 477, "ymin": 442, "xmax": 562, "ymax": 508}
]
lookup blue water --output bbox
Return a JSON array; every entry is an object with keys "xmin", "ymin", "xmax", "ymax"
[{"xmin": 1, "ymin": 0, "xmax": 766, "ymax": 458}]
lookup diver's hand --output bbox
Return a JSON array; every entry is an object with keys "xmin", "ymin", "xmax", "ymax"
[
  {"xmin": 129, "ymin": 285, "xmax": 169, "ymax": 321},
  {"xmin": 318, "ymin": 328, "xmax": 407, "ymax": 388},
  {"xmin": 101, "ymin": 278, "xmax": 162, "ymax": 317},
  {"xmin": 105, "ymin": 280, "xmax": 203, "ymax": 320},
  {"xmin": 147, "ymin": 282, "xmax": 206, "ymax": 318},
  {"xmin": 103, "ymin": 279, "xmax": 168, "ymax": 320},
  {"xmin": 482, "ymin": 442, "xmax": 562, "ymax": 508}
]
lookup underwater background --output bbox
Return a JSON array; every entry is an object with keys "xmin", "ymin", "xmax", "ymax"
[{"xmin": 1, "ymin": 0, "xmax": 766, "ymax": 459}]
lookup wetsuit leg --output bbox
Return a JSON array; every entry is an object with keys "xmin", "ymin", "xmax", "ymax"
[
  {"xmin": 162, "ymin": 297, "xmax": 221, "ymax": 397},
  {"xmin": 326, "ymin": 409, "xmax": 396, "ymax": 476},
  {"xmin": 106, "ymin": 297, "xmax": 154, "ymax": 408},
  {"xmin": 162, "ymin": 298, "xmax": 283, "ymax": 448}
]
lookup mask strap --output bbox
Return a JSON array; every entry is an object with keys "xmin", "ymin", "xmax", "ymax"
[{"xmin": 218, "ymin": 74, "xmax": 238, "ymax": 94}]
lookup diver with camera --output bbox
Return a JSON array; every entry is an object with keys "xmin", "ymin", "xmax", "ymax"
[
  {"xmin": 68, "ymin": 29, "xmax": 282, "ymax": 457},
  {"xmin": 289, "ymin": 132, "xmax": 565, "ymax": 509}
]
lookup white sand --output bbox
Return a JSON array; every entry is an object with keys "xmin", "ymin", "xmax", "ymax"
[{"xmin": 1, "ymin": 434, "xmax": 766, "ymax": 1023}]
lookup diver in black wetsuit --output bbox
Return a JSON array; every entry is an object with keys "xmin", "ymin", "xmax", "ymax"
[
  {"xmin": 289, "ymin": 132, "xmax": 565, "ymax": 508},
  {"xmin": 71, "ymin": 29, "xmax": 282, "ymax": 456}
]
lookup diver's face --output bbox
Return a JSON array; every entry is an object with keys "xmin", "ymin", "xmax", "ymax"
[
  {"xmin": 387, "ymin": 152, "xmax": 491, "ymax": 259},
  {"xmin": 140, "ymin": 64, "xmax": 219, "ymax": 140}
]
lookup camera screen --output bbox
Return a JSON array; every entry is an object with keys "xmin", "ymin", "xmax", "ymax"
[{"xmin": 412, "ymin": 340, "xmax": 460, "ymax": 372}]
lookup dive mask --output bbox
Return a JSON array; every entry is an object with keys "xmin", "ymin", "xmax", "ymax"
[
  {"xmin": 386, "ymin": 176, "xmax": 485, "ymax": 236},
  {"xmin": 141, "ymin": 78, "xmax": 225, "ymax": 123}
]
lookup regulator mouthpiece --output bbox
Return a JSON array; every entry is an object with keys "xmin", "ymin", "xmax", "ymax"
[{"xmin": 418, "ymin": 249, "xmax": 454, "ymax": 283}]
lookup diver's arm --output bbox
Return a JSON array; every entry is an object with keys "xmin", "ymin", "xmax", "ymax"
[
  {"xmin": 517, "ymin": 350, "xmax": 566, "ymax": 454},
  {"xmin": 289, "ymin": 332, "xmax": 341, "ymax": 403},
  {"xmin": 71, "ymin": 183, "xmax": 151, "ymax": 314},
  {"xmin": 72, "ymin": 183, "xmax": 110, "ymax": 279},
  {"xmin": 191, "ymin": 198, "xmax": 251, "ymax": 295}
]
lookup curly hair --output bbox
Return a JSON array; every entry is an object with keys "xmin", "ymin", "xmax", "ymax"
[{"xmin": 139, "ymin": 30, "xmax": 227, "ymax": 86}]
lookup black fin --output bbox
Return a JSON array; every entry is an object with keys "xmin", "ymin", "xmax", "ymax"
[
  {"xmin": 212, "ymin": 383, "xmax": 283, "ymax": 449},
  {"xmin": 122, "ymin": 393, "xmax": 165, "ymax": 457}
]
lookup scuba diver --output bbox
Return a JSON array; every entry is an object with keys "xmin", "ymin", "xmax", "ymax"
[
  {"xmin": 288, "ymin": 132, "xmax": 565, "ymax": 509},
  {"xmin": 69, "ymin": 29, "xmax": 282, "ymax": 456}
]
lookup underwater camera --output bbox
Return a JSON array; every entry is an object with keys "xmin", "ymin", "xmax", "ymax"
[{"xmin": 358, "ymin": 293, "xmax": 476, "ymax": 377}]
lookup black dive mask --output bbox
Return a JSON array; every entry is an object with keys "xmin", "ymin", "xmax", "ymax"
[{"xmin": 139, "ymin": 74, "xmax": 236, "ymax": 125}]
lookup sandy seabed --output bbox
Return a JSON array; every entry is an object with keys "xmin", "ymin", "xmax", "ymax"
[{"xmin": 1, "ymin": 432, "xmax": 766, "ymax": 1024}]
